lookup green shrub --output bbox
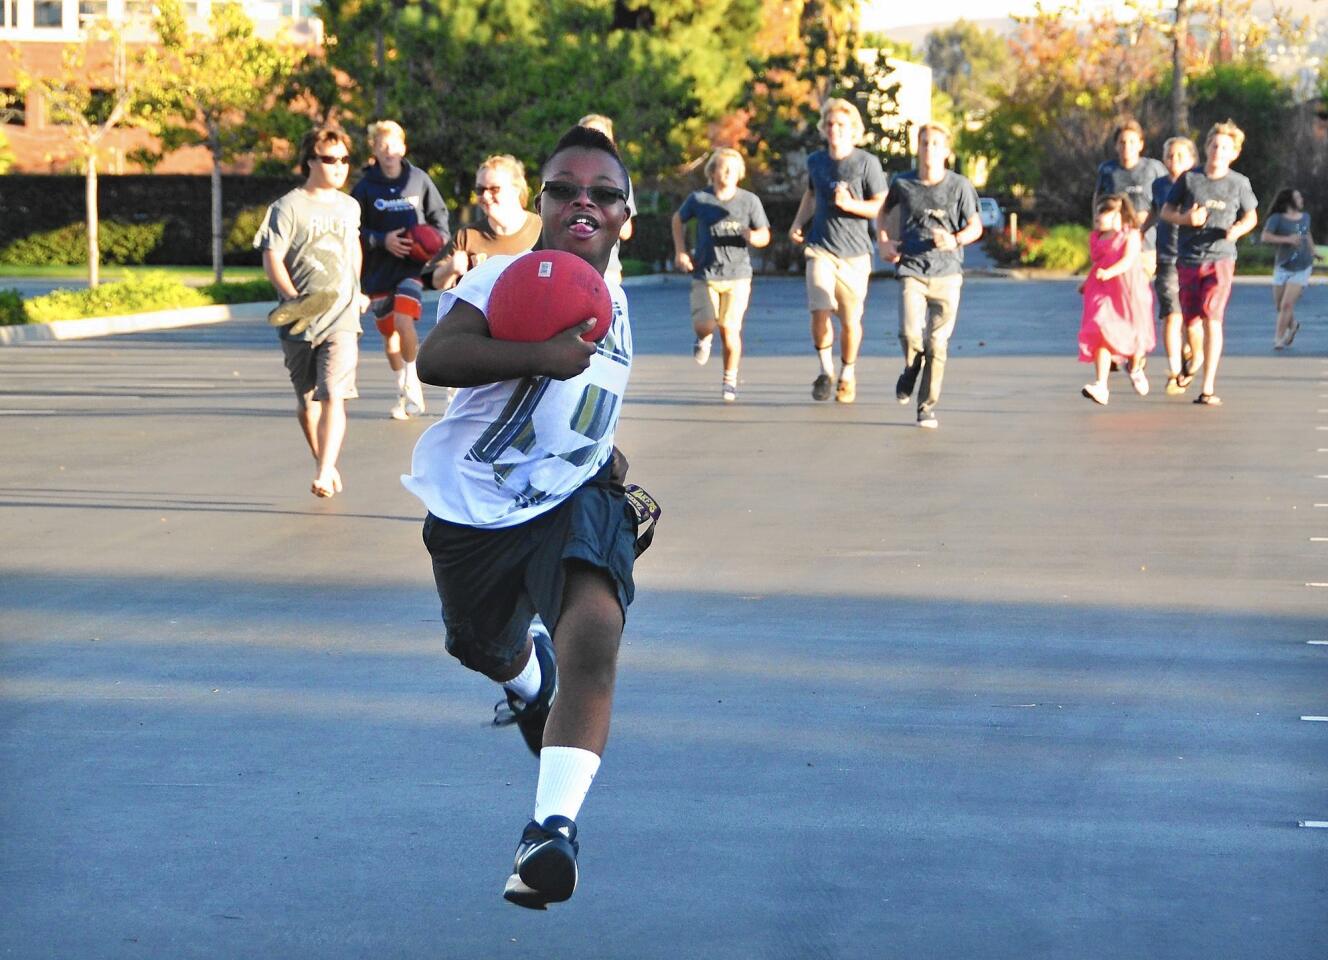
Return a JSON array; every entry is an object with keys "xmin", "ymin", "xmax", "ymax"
[
  {"xmin": 0, "ymin": 288, "xmax": 28, "ymax": 325},
  {"xmin": 1034, "ymin": 224, "xmax": 1091, "ymax": 272},
  {"xmin": 198, "ymin": 278, "xmax": 276, "ymax": 303},
  {"xmin": 0, "ymin": 220, "xmax": 168, "ymax": 266},
  {"xmin": 24, "ymin": 273, "xmax": 209, "ymax": 323},
  {"xmin": 224, "ymin": 205, "xmax": 270, "ymax": 260}
]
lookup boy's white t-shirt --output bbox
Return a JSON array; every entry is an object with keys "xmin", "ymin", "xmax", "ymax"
[{"xmin": 401, "ymin": 253, "xmax": 632, "ymax": 529}]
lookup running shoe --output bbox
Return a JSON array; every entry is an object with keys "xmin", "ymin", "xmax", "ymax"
[
  {"xmin": 1128, "ymin": 366, "xmax": 1149, "ymax": 396},
  {"xmin": 835, "ymin": 377, "xmax": 856, "ymax": 403},
  {"xmin": 917, "ymin": 410, "xmax": 938, "ymax": 429},
  {"xmin": 503, "ymin": 816, "xmax": 579, "ymax": 909},
  {"xmin": 389, "ymin": 392, "xmax": 412, "ymax": 420},
  {"xmin": 895, "ymin": 369, "xmax": 916, "ymax": 405},
  {"xmin": 722, "ymin": 382, "xmax": 737, "ymax": 403},
  {"xmin": 492, "ymin": 623, "xmax": 557, "ymax": 757},
  {"xmin": 812, "ymin": 373, "xmax": 833, "ymax": 401},
  {"xmin": 693, "ymin": 336, "xmax": 712, "ymax": 366},
  {"xmin": 1081, "ymin": 382, "xmax": 1109, "ymax": 405}
]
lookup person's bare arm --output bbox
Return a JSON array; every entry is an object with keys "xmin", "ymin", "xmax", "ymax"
[
  {"xmin": 1226, "ymin": 209, "xmax": 1257, "ymax": 244},
  {"xmin": 746, "ymin": 225, "xmax": 771, "ymax": 248},
  {"xmin": 831, "ymin": 184, "xmax": 886, "ymax": 220},
  {"xmin": 416, "ymin": 300, "xmax": 598, "ymax": 387},
  {"xmin": 1095, "ymin": 232, "xmax": 1140, "ymax": 280},
  {"xmin": 671, "ymin": 212, "xmax": 693, "ymax": 273},
  {"xmin": 788, "ymin": 189, "xmax": 814, "ymax": 244},
  {"xmin": 262, "ymin": 249, "xmax": 300, "ymax": 300}
]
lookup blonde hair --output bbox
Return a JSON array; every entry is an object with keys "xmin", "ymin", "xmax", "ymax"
[
  {"xmin": 578, "ymin": 114, "xmax": 616, "ymax": 143},
  {"xmin": 367, "ymin": 120, "xmax": 406, "ymax": 147},
  {"xmin": 1162, "ymin": 135, "xmax": 1197, "ymax": 160},
  {"xmin": 1205, "ymin": 119, "xmax": 1245, "ymax": 154},
  {"xmin": 704, "ymin": 147, "xmax": 745, "ymax": 181},
  {"xmin": 476, "ymin": 153, "xmax": 530, "ymax": 206},
  {"xmin": 817, "ymin": 98, "xmax": 864, "ymax": 143},
  {"xmin": 917, "ymin": 121, "xmax": 952, "ymax": 143}
]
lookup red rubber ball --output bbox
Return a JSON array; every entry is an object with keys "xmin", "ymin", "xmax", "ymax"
[
  {"xmin": 487, "ymin": 251, "xmax": 613, "ymax": 344},
  {"xmin": 406, "ymin": 224, "xmax": 446, "ymax": 263}
]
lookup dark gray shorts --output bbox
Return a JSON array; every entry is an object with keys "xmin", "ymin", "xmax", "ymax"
[
  {"xmin": 281, "ymin": 330, "xmax": 359, "ymax": 408},
  {"xmin": 1154, "ymin": 262, "xmax": 1180, "ymax": 317},
  {"xmin": 421, "ymin": 464, "xmax": 637, "ymax": 676}
]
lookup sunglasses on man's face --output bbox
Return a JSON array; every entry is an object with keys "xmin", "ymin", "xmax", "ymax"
[
  {"xmin": 314, "ymin": 154, "xmax": 350, "ymax": 165},
  {"xmin": 540, "ymin": 180, "xmax": 627, "ymax": 206}
]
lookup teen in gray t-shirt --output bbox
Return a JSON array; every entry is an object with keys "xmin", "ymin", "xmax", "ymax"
[
  {"xmin": 805, "ymin": 148, "xmax": 888, "ymax": 258},
  {"xmin": 883, "ymin": 170, "xmax": 980, "ymax": 279},
  {"xmin": 676, "ymin": 187, "xmax": 770, "ymax": 280},
  {"xmin": 1264, "ymin": 211, "xmax": 1314, "ymax": 272},
  {"xmin": 1260, "ymin": 187, "xmax": 1318, "ymax": 349},
  {"xmin": 255, "ymin": 188, "xmax": 363, "ymax": 343}
]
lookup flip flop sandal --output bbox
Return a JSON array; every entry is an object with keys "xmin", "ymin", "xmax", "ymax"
[{"xmin": 1193, "ymin": 393, "xmax": 1222, "ymax": 406}]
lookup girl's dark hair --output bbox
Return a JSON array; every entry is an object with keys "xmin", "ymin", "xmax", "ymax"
[
  {"xmin": 1268, "ymin": 187, "xmax": 1299, "ymax": 216},
  {"xmin": 1094, "ymin": 193, "xmax": 1137, "ymax": 225}
]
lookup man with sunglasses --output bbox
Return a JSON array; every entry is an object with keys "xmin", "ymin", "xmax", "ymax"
[
  {"xmin": 404, "ymin": 125, "xmax": 644, "ymax": 910},
  {"xmin": 431, "ymin": 154, "xmax": 542, "ymax": 291},
  {"xmin": 255, "ymin": 125, "xmax": 369, "ymax": 499},
  {"xmin": 351, "ymin": 120, "xmax": 451, "ymax": 421}
]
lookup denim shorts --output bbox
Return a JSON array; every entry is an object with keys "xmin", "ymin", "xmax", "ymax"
[{"xmin": 1273, "ymin": 265, "xmax": 1312, "ymax": 288}]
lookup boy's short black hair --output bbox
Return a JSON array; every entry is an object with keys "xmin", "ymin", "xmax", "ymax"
[{"xmin": 542, "ymin": 125, "xmax": 630, "ymax": 192}]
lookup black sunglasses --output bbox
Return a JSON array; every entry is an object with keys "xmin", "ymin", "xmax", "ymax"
[
  {"xmin": 314, "ymin": 154, "xmax": 350, "ymax": 165},
  {"xmin": 541, "ymin": 180, "xmax": 627, "ymax": 206}
]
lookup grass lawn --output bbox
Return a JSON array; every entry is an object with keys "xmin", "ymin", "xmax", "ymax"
[{"xmin": 0, "ymin": 265, "xmax": 266, "ymax": 285}]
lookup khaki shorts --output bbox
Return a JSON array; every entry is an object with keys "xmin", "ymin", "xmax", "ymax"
[
  {"xmin": 804, "ymin": 247, "xmax": 871, "ymax": 322},
  {"xmin": 282, "ymin": 330, "xmax": 359, "ymax": 409},
  {"xmin": 689, "ymin": 278, "xmax": 752, "ymax": 331}
]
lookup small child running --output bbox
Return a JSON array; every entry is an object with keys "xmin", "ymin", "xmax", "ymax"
[{"xmin": 1079, "ymin": 194, "xmax": 1156, "ymax": 405}]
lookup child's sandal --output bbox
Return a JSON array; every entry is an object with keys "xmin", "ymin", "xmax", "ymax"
[{"xmin": 1193, "ymin": 393, "xmax": 1222, "ymax": 406}]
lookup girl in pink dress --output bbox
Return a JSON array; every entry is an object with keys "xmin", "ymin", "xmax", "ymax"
[{"xmin": 1079, "ymin": 195, "xmax": 1157, "ymax": 404}]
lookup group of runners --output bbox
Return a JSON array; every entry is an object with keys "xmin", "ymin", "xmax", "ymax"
[{"xmin": 250, "ymin": 101, "xmax": 1315, "ymax": 912}]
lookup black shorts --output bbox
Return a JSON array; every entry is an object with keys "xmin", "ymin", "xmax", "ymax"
[
  {"xmin": 422, "ymin": 464, "xmax": 638, "ymax": 676},
  {"xmin": 1154, "ymin": 261, "xmax": 1180, "ymax": 317}
]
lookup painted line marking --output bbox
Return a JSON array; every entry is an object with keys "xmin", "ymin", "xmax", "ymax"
[
  {"xmin": 1307, "ymin": 583, "xmax": 1328, "ymax": 587},
  {"xmin": 1302, "ymin": 716, "xmax": 1328, "ymax": 722},
  {"xmin": 0, "ymin": 410, "xmax": 57, "ymax": 415},
  {"xmin": 1300, "ymin": 821, "xmax": 1328, "ymax": 828},
  {"xmin": 1310, "ymin": 640, "xmax": 1328, "ymax": 646},
  {"xmin": 1311, "ymin": 538, "xmax": 1328, "ymax": 542}
]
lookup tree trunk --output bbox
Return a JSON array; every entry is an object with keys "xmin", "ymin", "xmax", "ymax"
[
  {"xmin": 210, "ymin": 125, "xmax": 223, "ymax": 285},
  {"xmin": 374, "ymin": 24, "xmax": 386, "ymax": 117},
  {"xmin": 1172, "ymin": 0, "xmax": 1189, "ymax": 135},
  {"xmin": 86, "ymin": 153, "xmax": 100, "ymax": 290}
]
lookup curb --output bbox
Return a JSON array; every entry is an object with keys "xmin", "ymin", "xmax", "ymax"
[{"xmin": 0, "ymin": 301, "xmax": 274, "ymax": 345}]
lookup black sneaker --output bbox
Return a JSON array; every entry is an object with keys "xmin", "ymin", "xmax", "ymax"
[
  {"xmin": 503, "ymin": 816, "xmax": 579, "ymax": 909},
  {"xmin": 491, "ymin": 624, "xmax": 556, "ymax": 757},
  {"xmin": 895, "ymin": 369, "xmax": 916, "ymax": 405},
  {"xmin": 267, "ymin": 289, "xmax": 338, "ymax": 336},
  {"xmin": 812, "ymin": 373, "xmax": 833, "ymax": 401},
  {"xmin": 916, "ymin": 409, "xmax": 938, "ymax": 429}
]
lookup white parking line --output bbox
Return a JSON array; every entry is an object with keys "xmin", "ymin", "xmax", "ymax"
[
  {"xmin": 1299, "ymin": 821, "xmax": 1328, "ymax": 828},
  {"xmin": 1310, "ymin": 640, "xmax": 1328, "ymax": 646},
  {"xmin": 1306, "ymin": 583, "xmax": 1328, "ymax": 587},
  {"xmin": 1301, "ymin": 716, "xmax": 1328, "ymax": 722}
]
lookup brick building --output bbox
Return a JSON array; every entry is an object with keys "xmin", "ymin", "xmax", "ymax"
[{"xmin": 0, "ymin": 0, "xmax": 320, "ymax": 173}]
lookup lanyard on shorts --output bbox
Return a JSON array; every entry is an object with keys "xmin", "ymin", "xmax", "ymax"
[{"xmin": 624, "ymin": 483, "xmax": 661, "ymax": 557}]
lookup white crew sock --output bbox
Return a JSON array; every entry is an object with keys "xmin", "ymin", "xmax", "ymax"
[
  {"xmin": 502, "ymin": 646, "xmax": 543, "ymax": 703},
  {"xmin": 839, "ymin": 361, "xmax": 856, "ymax": 382},
  {"xmin": 817, "ymin": 347, "xmax": 834, "ymax": 377},
  {"xmin": 405, "ymin": 360, "xmax": 420, "ymax": 387},
  {"xmin": 395, "ymin": 365, "xmax": 408, "ymax": 391},
  {"xmin": 533, "ymin": 746, "xmax": 601, "ymax": 824}
]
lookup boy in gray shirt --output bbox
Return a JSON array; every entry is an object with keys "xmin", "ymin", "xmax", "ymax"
[{"xmin": 255, "ymin": 125, "xmax": 368, "ymax": 498}]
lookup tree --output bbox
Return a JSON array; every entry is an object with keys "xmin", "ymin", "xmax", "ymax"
[
  {"xmin": 10, "ymin": 24, "xmax": 152, "ymax": 287},
  {"xmin": 924, "ymin": 19, "xmax": 1013, "ymax": 122},
  {"xmin": 143, "ymin": 0, "xmax": 299, "ymax": 282}
]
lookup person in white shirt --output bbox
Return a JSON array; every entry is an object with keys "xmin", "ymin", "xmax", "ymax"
[{"xmin": 402, "ymin": 125, "xmax": 646, "ymax": 911}]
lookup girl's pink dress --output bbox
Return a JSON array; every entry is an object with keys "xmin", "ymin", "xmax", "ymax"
[{"xmin": 1079, "ymin": 229, "xmax": 1156, "ymax": 362}]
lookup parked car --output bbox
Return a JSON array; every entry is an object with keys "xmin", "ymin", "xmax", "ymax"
[{"xmin": 978, "ymin": 197, "xmax": 1005, "ymax": 232}]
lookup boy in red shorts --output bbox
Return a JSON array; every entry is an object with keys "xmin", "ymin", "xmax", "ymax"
[{"xmin": 1161, "ymin": 120, "xmax": 1258, "ymax": 405}]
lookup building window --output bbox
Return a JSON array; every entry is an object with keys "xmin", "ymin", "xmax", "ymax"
[
  {"xmin": 2, "ymin": 0, "xmax": 17, "ymax": 29},
  {"xmin": 124, "ymin": 0, "xmax": 153, "ymax": 18},
  {"xmin": 2, "ymin": 88, "xmax": 24, "ymax": 126},
  {"xmin": 34, "ymin": 0, "xmax": 64, "ymax": 27},
  {"xmin": 79, "ymin": 0, "xmax": 109, "ymax": 19}
]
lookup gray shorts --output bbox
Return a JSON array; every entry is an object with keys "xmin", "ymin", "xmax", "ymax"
[
  {"xmin": 422, "ymin": 462, "xmax": 638, "ymax": 676},
  {"xmin": 1154, "ymin": 262, "xmax": 1180, "ymax": 317},
  {"xmin": 281, "ymin": 330, "xmax": 359, "ymax": 408}
]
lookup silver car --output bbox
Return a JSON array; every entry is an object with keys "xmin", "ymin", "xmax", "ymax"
[{"xmin": 978, "ymin": 197, "xmax": 1004, "ymax": 232}]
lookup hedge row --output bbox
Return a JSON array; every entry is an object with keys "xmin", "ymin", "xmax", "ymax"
[{"xmin": 1, "ymin": 273, "xmax": 277, "ymax": 325}]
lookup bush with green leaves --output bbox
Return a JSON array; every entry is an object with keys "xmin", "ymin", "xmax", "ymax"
[
  {"xmin": 1033, "ymin": 224, "xmax": 1091, "ymax": 272},
  {"xmin": 23, "ymin": 273, "xmax": 211, "ymax": 323},
  {"xmin": 0, "ymin": 221, "xmax": 168, "ymax": 266},
  {"xmin": 224, "ymin": 205, "xmax": 270, "ymax": 262},
  {"xmin": 0, "ymin": 288, "xmax": 27, "ymax": 325},
  {"xmin": 199, "ymin": 278, "xmax": 275, "ymax": 303}
]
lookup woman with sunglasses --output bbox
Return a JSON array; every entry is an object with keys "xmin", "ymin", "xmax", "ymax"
[
  {"xmin": 406, "ymin": 125, "xmax": 647, "ymax": 911},
  {"xmin": 431, "ymin": 154, "xmax": 542, "ymax": 291}
]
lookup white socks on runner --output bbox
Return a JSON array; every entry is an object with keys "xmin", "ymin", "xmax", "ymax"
[
  {"xmin": 534, "ymin": 746, "xmax": 601, "ymax": 824},
  {"xmin": 502, "ymin": 647, "xmax": 543, "ymax": 703},
  {"xmin": 395, "ymin": 365, "xmax": 408, "ymax": 392},
  {"xmin": 840, "ymin": 361, "xmax": 855, "ymax": 382},
  {"xmin": 817, "ymin": 347, "xmax": 834, "ymax": 377}
]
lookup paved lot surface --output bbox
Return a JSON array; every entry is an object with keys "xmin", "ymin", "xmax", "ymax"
[{"xmin": 2, "ymin": 276, "xmax": 1326, "ymax": 959}]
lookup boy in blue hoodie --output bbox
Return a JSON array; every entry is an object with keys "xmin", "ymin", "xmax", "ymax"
[{"xmin": 351, "ymin": 120, "xmax": 451, "ymax": 420}]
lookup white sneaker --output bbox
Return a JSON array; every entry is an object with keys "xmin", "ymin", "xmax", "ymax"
[
  {"xmin": 389, "ymin": 393, "xmax": 412, "ymax": 420},
  {"xmin": 1081, "ymin": 382, "xmax": 1109, "ymax": 405},
  {"xmin": 722, "ymin": 382, "xmax": 737, "ymax": 402},
  {"xmin": 693, "ymin": 336, "xmax": 712, "ymax": 366},
  {"xmin": 1128, "ymin": 366, "xmax": 1149, "ymax": 396}
]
